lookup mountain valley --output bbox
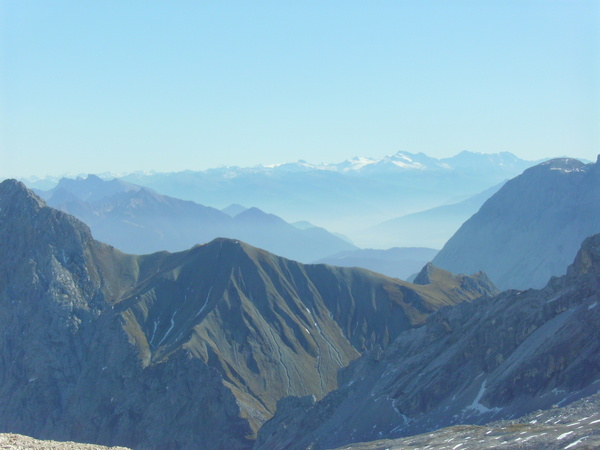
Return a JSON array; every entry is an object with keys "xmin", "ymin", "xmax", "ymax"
[
  {"xmin": 0, "ymin": 180, "xmax": 497, "ymax": 449},
  {"xmin": 4, "ymin": 153, "xmax": 599, "ymax": 450}
]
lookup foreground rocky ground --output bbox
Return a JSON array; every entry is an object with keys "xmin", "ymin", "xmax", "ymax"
[
  {"xmin": 0, "ymin": 434, "xmax": 128, "ymax": 449},
  {"xmin": 1, "ymin": 395, "xmax": 598, "ymax": 449},
  {"xmin": 336, "ymin": 393, "xmax": 600, "ymax": 449}
]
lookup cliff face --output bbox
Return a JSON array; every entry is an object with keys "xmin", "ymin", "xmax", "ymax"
[
  {"xmin": 255, "ymin": 233, "xmax": 600, "ymax": 450},
  {"xmin": 0, "ymin": 180, "xmax": 496, "ymax": 448},
  {"xmin": 0, "ymin": 180, "xmax": 136, "ymax": 438},
  {"xmin": 432, "ymin": 157, "xmax": 600, "ymax": 290}
]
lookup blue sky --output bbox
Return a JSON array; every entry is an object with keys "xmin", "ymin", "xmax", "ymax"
[{"xmin": 1, "ymin": 1, "xmax": 598, "ymax": 178}]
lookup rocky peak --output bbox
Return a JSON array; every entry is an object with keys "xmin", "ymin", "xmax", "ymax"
[
  {"xmin": 413, "ymin": 262, "xmax": 498, "ymax": 298},
  {"xmin": 0, "ymin": 179, "xmax": 46, "ymax": 215},
  {"xmin": 567, "ymin": 233, "xmax": 600, "ymax": 278}
]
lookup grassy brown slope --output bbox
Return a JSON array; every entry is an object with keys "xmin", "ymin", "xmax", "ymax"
[{"xmin": 113, "ymin": 239, "xmax": 497, "ymax": 433}]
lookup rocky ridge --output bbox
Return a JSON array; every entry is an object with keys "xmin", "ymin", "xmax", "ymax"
[{"xmin": 255, "ymin": 233, "xmax": 600, "ymax": 449}]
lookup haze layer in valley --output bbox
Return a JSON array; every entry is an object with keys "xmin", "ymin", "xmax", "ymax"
[{"xmin": 23, "ymin": 151, "xmax": 540, "ymax": 250}]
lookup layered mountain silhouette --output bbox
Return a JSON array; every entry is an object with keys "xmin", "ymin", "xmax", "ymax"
[
  {"xmin": 314, "ymin": 247, "xmax": 438, "ymax": 281},
  {"xmin": 256, "ymin": 233, "xmax": 600, "ymax": 450},
  {"xmin": 432, "ymin": 157, "xmax": 600, "ymax": 290},
  {"xmin": 359, "ymin": 182, "xmax": 505, "ymax": 249},
  {"xmin": 0, "ymin": 180, "xmax": 497, "ymax": 449},
  {"xmin": 36, "ymin": 175, "xmax": 355, "ymax": 262},
  {"xmin": 119, "ymin": 151, "xmax": 539, "ymax": 238}
]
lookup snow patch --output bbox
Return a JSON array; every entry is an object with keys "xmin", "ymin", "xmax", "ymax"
[
  {"xmin": 557, "ymin": 431, "xmax": 574, "ymax": 440},
  {"xmin": 387, "ymin": 396, "xmax": 410, "ymax": 432},
  {"xmin": 195, "ymin": 287, "xmax": 213, "ymax": 318},
  {"xmin": 156, "ymin": 310, "xmax": 178, "ymax": 347},
  {"xmin": 466, "ymin": 377, "xmax": 500, "ymax": 414},
  {"xmin": 565, "ymin": 438, "xmax": 586, "ymax": 449},
  {"xmin": 149, "ymin": 319, "xmax": 160, "ymax": 345}
]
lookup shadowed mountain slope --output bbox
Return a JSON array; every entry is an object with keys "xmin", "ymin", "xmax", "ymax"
[
  {"xmin": 255, "ymin": 233, "xmax": 600, "ymax": 450},
  {"xmin": 0, "ymin": 180, "xmax": 496, "ymax": 449},
  {"xmin": 432, "ymin": 157, "xmax": 600, "ymax": 290}
]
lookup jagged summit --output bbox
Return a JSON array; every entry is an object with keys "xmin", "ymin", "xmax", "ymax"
[
  {"xmin": 566, "ymin": 232, "xmax": 600, "ymax": 278},
  {"xmin": 44, "ymin": 174, "xmax": 141, "ymax": 203},
  {"xmin": 0, "ymin": 179, "xmax": 46, "ymax": 212},
  {"xmin": 0, "ymin": 178, "xmax": 96, "ymax": 265}
]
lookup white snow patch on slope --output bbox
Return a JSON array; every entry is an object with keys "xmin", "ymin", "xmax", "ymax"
[
  {"xmin": 557, "ymin": 431, "xmax": 574, "ymax": 440},
  {"xmin": 466, "ymin": 377, "xmax": 500, "ymax": 414}
]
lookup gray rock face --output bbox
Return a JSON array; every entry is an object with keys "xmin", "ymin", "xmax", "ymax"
[
  {"xmin": 333, "ymin": 393, "xmax": 600, "ymax": 449},
  {"xmin": 0, "ymin": 180, "xmax": 255, "ymax": 448},
  {"xmin": 0, "ymin": 180, "xmax": 496, "ymax": 448},
  {"xmin": 255, "ymin": 233, "xmax": 600, "ymax": 450},
  {"xmin": 432, "ymin": 157, "xmax": 600, "ymax": 290}
]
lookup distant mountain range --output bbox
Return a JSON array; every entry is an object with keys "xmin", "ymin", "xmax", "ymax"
[
  {"xmin": 256, "ymin": 232, "xmax": 600, "ymax": 449},
  {"xmin": 116, "ymin": 151, "xmax": 539, "ymax": 239},
  {"xmin": 35, "ymin": 175, "xmax": 356, "ymax": 263},
  {"xmin": 0, "ymin": 180, "xmax": 497, "ymax": 449},
  {"xmin": 21, "ymin": 151, "xmax": 540, "ymax": 248},
  {"xmin": 14, "ymin": 151, "xmax": 537, "ymax": 244},
  {"xmin": 433, "ymin": 157, "xmax": 600, "ymax": 290},
  {"xmin": 6, "ymin": 151, "xmax": 599, "ymax": 449}
]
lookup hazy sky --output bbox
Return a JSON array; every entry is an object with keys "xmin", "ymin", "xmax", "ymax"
[{"xmin": 1, "ymin": 1, "xmax": 598, "ymax": 178}]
